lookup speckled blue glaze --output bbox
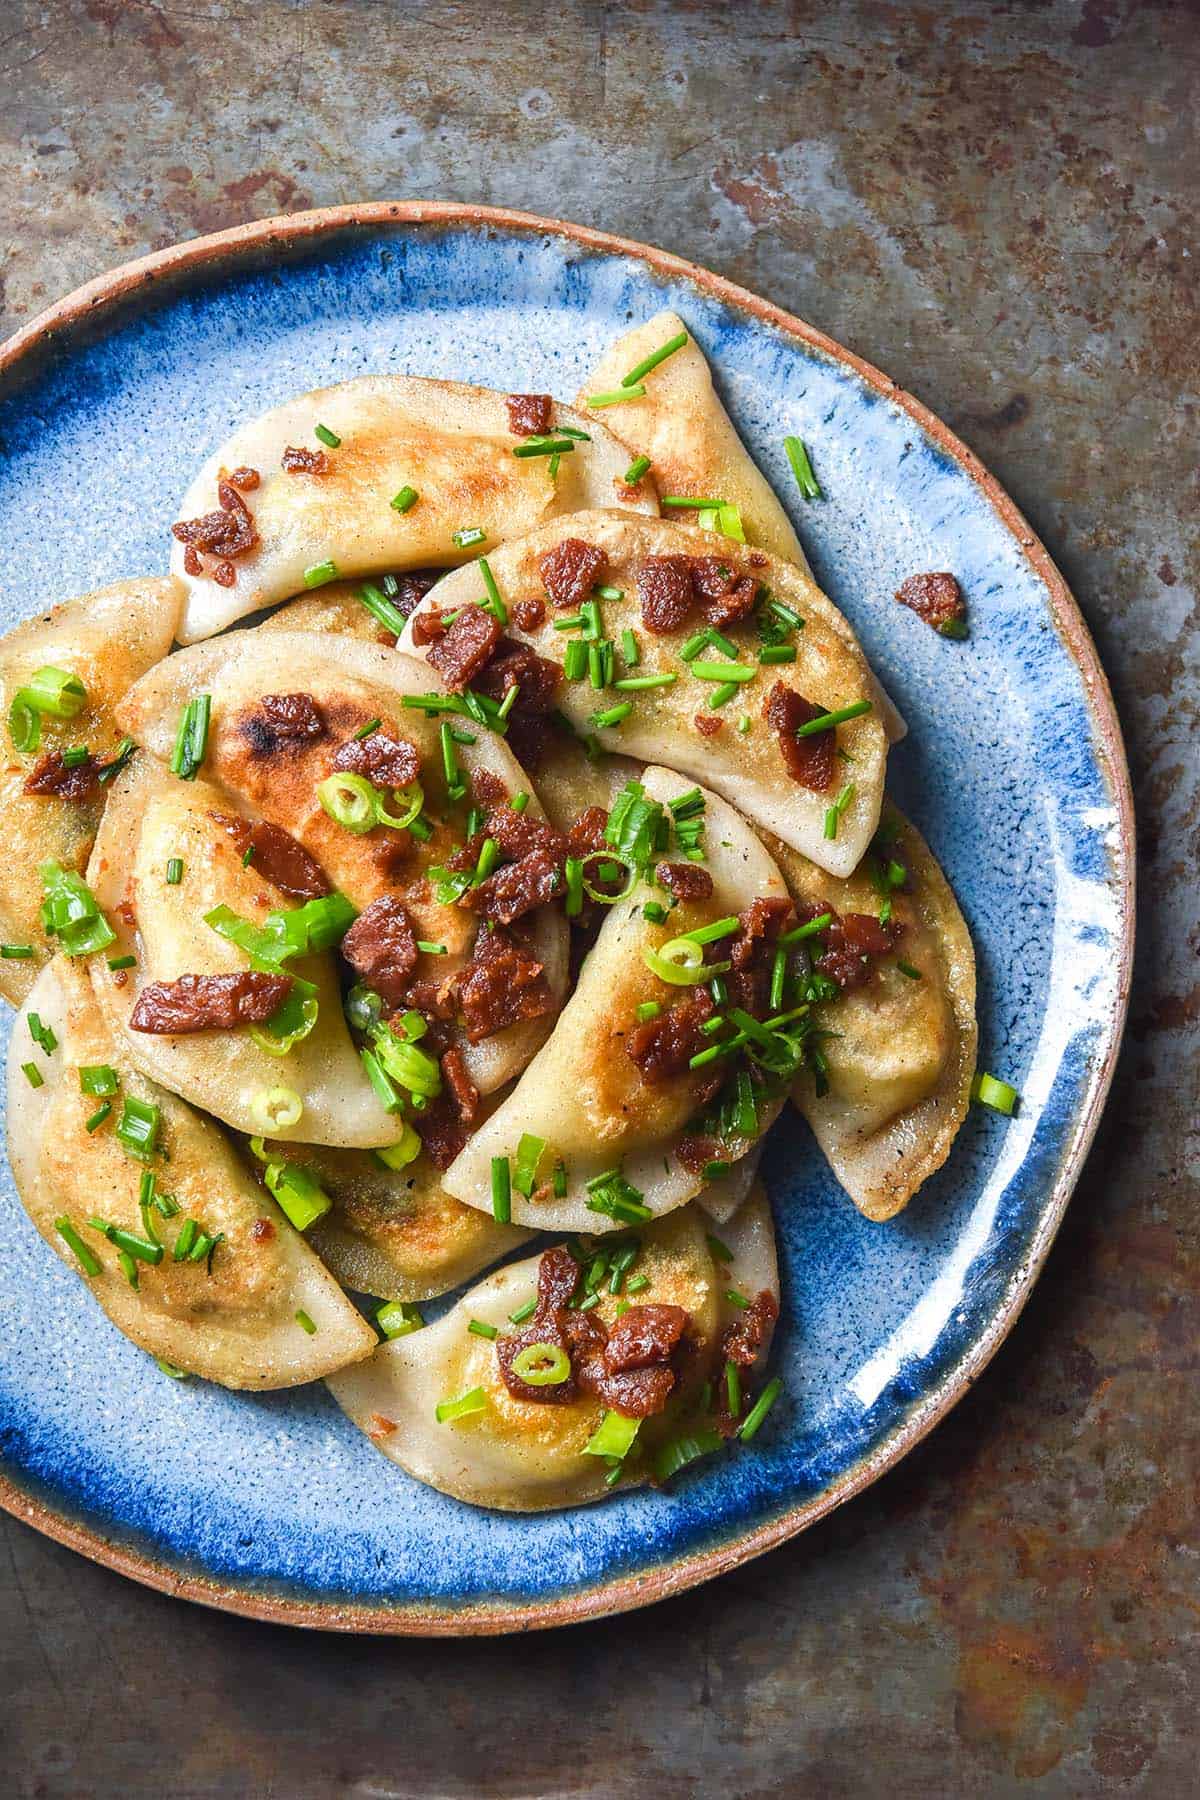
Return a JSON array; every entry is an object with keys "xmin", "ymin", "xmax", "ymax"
[{"xmin": 0, "ymin": 224, "xmax": 1129, "ymax": 1625}]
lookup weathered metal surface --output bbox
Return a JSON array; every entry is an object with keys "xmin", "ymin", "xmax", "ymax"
[{"xmin": 0, "ymin": 1, "xmax": 1195, "ymax": 1794}]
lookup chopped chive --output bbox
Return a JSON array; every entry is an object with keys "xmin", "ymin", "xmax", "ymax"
[
  {"xmin": 477, "ymin": 556, "xmax": 507, "ymax": 625},
  {"xmin": 564, "ymin": 856, "xmax": 584, "ymax": 917},
  {"xmin": 359, "ymin": 582, "xmax": 408, "ymax": 636},
  {"xmin": 626, "ymin": 1274, "xmax": 651, "ymax": 1294},
  {"xmin": 897, "ymin": 960, "xmax": 922, "ymax": 980},
  {"xmin": 80, "ymin": 1065, "xmax": 118, "ymax": 1097},
  {"xmin": 552, "ymin": 1160, "xmax": 568, "ymax": 1198},
  {"xmin": 553, "ymin": 613, "xmax": 584, "ymax": 631},
  {"xmin": 173, "ymin": 1217, "xmax": 198, "ymax": 1261},
  {"xmin": 165, "ymin": 858, "xmax": 183, "ymax": 886},
  {"xmin": 0, "ymin": 944, "xmax": 34, "ymax": 959},
  {"xmin": 725, "ymin": 1359, "xmax": 742, "ymax": 1418},
  {"xmin": 661, "ymin": 495, "xmax": 726, "ymax": 510},
  {"xmin": 468, "ymin": 1319, "xmax": 499, "ymax": 1340},
  {"xmin": 355, "ymin": 717, "xmax": 382, "ymax": 740},
  {"xmin": 769, "ymin": 946, "xmax": 787, "ymax": 1012},
  {"xmin": 624, "ymin": 454, "xmax": 652, "ymax": 484},
  {"xmin": 784, "ymin": 436, "xmax": 822, "ymax": 500},
  {"xmin": 706, "ymin": 1233, "xmax": 733, "ymax": 1262},
  {"xmin": 491, "ymin": 1155, "xmax": 512, "ymax": 1224},
  {"xmin": 115, "ymin": 1094, "xmax": 160, "ymax": 1163},
  {"xmin": 620, "ymin": 627, "xmax": 640, "ymax": 666},
  {"xmin": 510, "ymin": 791, "xmax": 530, "ymax": 814},
  {"xmin": 452, "ymin": 526, "xmax": 487, "ymax": 549},
  {"xmin": 303, "ymin": 559, "xmax": 338, "ymax": 589},
  {"xmin": 781, "ymin": 911, "xmax": 833, "ymax": 945},
  {"xmin": 642, "ymin": 900, "xmax": 668, "ymax": 925},
  {"xmin": 795, "ymin": 700, "xmax": 873, "ymax": 737},
  {"xmin": 107, "ymin": 954, "xmax": 136, "ymax": 971},
  {"xmin": 85, "ymin": 1102, "xmax": 112, "ymax": 1133},
  {"xmin": 376, "ymin": 1300, "xmax": 423, "ymax": 1339},
  {"xmin": 971, "ymin": 1072, "xmax": 1020, "ymax": 1115},
  {"xmin": 169, "ymin": 694, "xmax": 211, "ymax": 781},
  {"xmin": 117, "ymin": 1249, "xmax": 139, "ymax": 1288},
  {"xmin": 314, "ymin": 423, "xmax": 341, "ymax": 449},
  {"xmin": 295, "ymin": 1308, "xmax": 317, "ymax": 1335},
  {"xmin": 563, "ymin": 639, "xmax": 588, "ymax": 682},
  {"xmin": 474, "ymin": 837, "xmax": 500, "ymax": 884},
  {"xmin": 55, "ymin": 1216, "xmax": 101, "ymax": 1276},
  {"xmin": 512, "ymin": 437, "xmax": 576, "ymax": 459},
  {"xmin": 759, "ymin": 645, "xmax": 797, "ymax": 665},
  {"xmin": 824, "ymin": 782, "xmax": 856, "ymax": 841},
  {"xmin": 636, "ymin": 1000, "xmax": 661, "ymax": 1023},
  {"xmin": 390, "ymin": 485, "xmax": 418, "ymax": 513},
  {"xmin": 96, "ymin": 736, "xmax": 135, "ymax": 785},
  {"xmin": 689, "ymin": 661, "xmax": 756, "ymax": 682},
  {"xmin": 28, "ymin": 1012, "xmax": 56, "ymax": 1054},
  {"xmin": 588, "ymin": 384, "xmax": 646, "ymax": 407},
  {"xmin": 621, "ymin": 330, "xmax": 689, "ymax": 386},
  {"xmin": 21, "ymin": 1062, "xmax": 42, "ymax": 1088},
  {"xmin": 440, "ymin": 720, "xmax": 465, "ymax": 800},
  {"xmin": 725, "ymin": 1288, "xmax": 751, "ymax": 1310},
  {"xmin": 509, "ymin": 1297, "xmax": 537, "ymax": 1325},
  {"xmin": 613, "ymin": 672, "xmax": 677, "ymax": 691},
  {"xmin": 709, "ymin": 681, "xmax": 739, "ymax": 708},
  {"xmin": 592, "ymin": 701, "xmax": 632, "ymax": 729},
  {"xmin": 416, "ymin": 940, "xmax": 448, "ymax": 955},
  {"xmin": 738, "ymin": 714, "xmax": 752, "ymax": 735},
  {"xmin": 61, "ymin": 745, "xmax": 89, "ymax": 768},
  {"xmin": 738, "ymin": 1377, "xmax": 783, "ymax": 1442}
]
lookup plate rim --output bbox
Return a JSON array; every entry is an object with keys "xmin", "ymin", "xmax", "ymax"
[{"xmin": 0, "ymin": 199, "xmax": 1136, "ymax": 1636}]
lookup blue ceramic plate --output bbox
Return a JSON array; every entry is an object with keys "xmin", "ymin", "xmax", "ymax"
[{"xmin": 0, "ymin": 206, "xmax": 1133, "ymax": 1632}]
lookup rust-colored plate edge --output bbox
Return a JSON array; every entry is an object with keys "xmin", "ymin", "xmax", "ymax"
[{"xmin": 0, "ymin": 201, "xmax": 1135, "ymax": 1637}]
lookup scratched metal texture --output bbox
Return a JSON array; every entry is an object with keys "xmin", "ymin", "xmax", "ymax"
[{"xmin": 0, "ymin": 2, "xmax": 1194, "ymax": 1796}]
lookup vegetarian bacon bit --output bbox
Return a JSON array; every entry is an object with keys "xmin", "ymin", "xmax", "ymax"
[
  {"xmin": 130, "ymin": 971, "xmax": 292, "ymax": 1034},
  {"xmin": 472, "ymin": 637, "xmax": 562, "ymax": 715},
  {"xmin": 895, "ymin": 571, "xmax": 966, "ymax": 632},
  {"xmin": 728, "ymin": 895, "xmax": 795, "ymax": 1013},
  {"xmin": 626, "ymin": 990, "xmax": 714, "ymax": 1084},
  {"xmin": 331, "ymin": 729, "xmax": 421, "ymax": 789},
  {"xmin": 171, "ymin": 480, "xmax": 258, "ymax": 584},
  {"xmin": 691, "ymin": 558, "xmax": 759, "ymax": 629},
  {"xmin": 416, "ymin": 1091, "xmax": 468, "ymax": 1170},
  {"xmin": 694, "ymin": 713, "xmax": 724, "ymax": 738},
  {"xmin": 426, "ymin": 606, "xmax": 503, "ymax": 691},
  {"xmin": 539, "ymin": 537, "xmax": 606, "ymax": 610},
  {"xmin": 511, "ymin": 595, "xmax": 546, "ymax": 632},
  {"xmin": 410, "ymin": 608, "xmax": 448, "ymax": 646},
  {"xmin": 439, "ymin": 1046, "xmax": 479, "ymax": 1125},
  {"xmin": 765, "ymin": 683, "xmax": 836, "ymax": 792},
  {"xmin": 506, "ymin": 392, "xmax": 553, "ymax": 437},
  {"xmin": 23, "ymin": 750, "xmax": 98, "ymax": 803},
  {"xmin": 250, "ymin": 1217, "xmax": 275, "ymax": 1244},
  {"xmin": 211, "ymin": 812, "xmax": 331, "ymax": 901},
  {"xmin": 721, "ymin": 1289, "xmax": 779, "ymax": 1367},
  {"xmin": 448, "ymin": 806, "xmax": 565, "ymax": 872},
  {"xmin": 462, "ymin": 847, "xmax": 563, "ymax": 925},
  {"xmin": 470, "ymin": 768, "xmax": 509, "ymax": 808},
  {"xmin": 226, "ymin": 465, "xmax": 260, "ymax": 491},
  {"xmin": 496, "ymin": 1245, "xmax": 692, "ymax": 1417},
  {"xmin": 817, "ymin": 910, "xmax": 900, "ymax": 992},
  {"xmin": 637, "ymin": 555, "xmax": 696, "ymax": 634},
  {"xmin": 655, "ymin": 861, "xmax": 714, "ymax": 902},
  {"xmin": 341, "ymin": 897, "xmax": 419, "ymax": 1009},
  {"xmin": 240, "ymin": 692, "xmax": 326, "ymax": 757},
  {"xmin": 567, "ymin": 805, "xmax": 610, "ymax": 858},
  {"xmin": 281, "ymin": 445, "xmax": 329, "ymax": 475},
  {"xmin": 456, "ymin": 924, "xmax": 554, "ymax": 1043}
]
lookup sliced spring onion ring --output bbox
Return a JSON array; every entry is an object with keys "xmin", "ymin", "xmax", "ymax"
[
  {"xmin": 579, "ymin": 850, "xmax": 638, "ymax": 905},
  {"xmin": 317, "ymin": 771, "xmax": 376, "ymax": 834},
  {"xmin": 510, "ymin": 1343, "xmax": 572, "ymax": 1387},
  {"xmin": 642, "ymin": 938, "xmax": 732, "ymax": 986},
  {"xmin": 249, "ymin": 1085, "xmax": 303, "ymax": 1133}
]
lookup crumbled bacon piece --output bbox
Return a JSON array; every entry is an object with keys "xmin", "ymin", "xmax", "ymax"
[
  {"xmin": 539, "ymin": 538, "xmax": 605, "ymax": 610},
  {"xmin": 226, "ymin": 465, "xmax": 260, "ymax": 491},
  {"xmin": 341, "ymin": 897, "xmax": 419, "ymax": 1009},
  {"xmin": 691, "ymin": 558, "xmax": 759, "ymax": 629},
  {"xmin": 473, "ymin": 637, "xmax": 562, "ymax": 715},
  {"xmin": 415, "ymin": 1094, "xmax": 467, "ymax": 1170},
  {"xmin": 240, "ymin": 692, "xmax": 326, "ymax": 757},
  {"xmin": 426, "ymin": 607, "xmax": 503, "ymax": 691},
  {"xmin": 566, "ymin": 806, "xmax": 610, "ymax": 857},
  {"xmin": 456, "ymin": 925, "xmax": 554, "ymax": 1043},
  {"xmin": 250, "ymin": 1217, "xmax": 275, "ymax": 1244},
  {"xmin": 182, "ymin": 544, "xmax": 203, "ymax": 578},
  {"xmin": 764, "ymin": 683, "xmax": 835, "ymax": 791},
  {"xmin": 626, "ymin": 990, "xmax": 714, "ymax": 1084},
  {"xmin": 694, "ymin": 713, "xmax": 724, "ymax": 737},
  {"xmin": 211, "ymin": 812, "xmax": 331, "ymax": 901},
  {"xmin": 281, "ymin": 445, "xmax": 329, "ymax": 475},
  {"xmin": 817, "ymin": 910, "xmax": 900, "ymax": 992},
  {"xmin": 655, "ymin": 861, "xmax": 714, "ymax": 902},
  {"xmin": 637, "ymin": 556, "xmax": 695, "ymax": 634},
  {"xmin": 496, "ymin": 1246, "xmax": 692, "ymax": 1417},
  {"xmin": 895, "ymin": 571, "xmax": 966, "ymax": 632},
  {"xmin": 462, "ymin": 847, "xmax": 563, "ymax": 924},
  {"xmin": 470, "ymin": 768, "xmax": 508, "ymax": 808},
  {"xmin": 440, "ymin": 1046, "xmax": 479, "ymax": 1125},
  {"xmin": 171, "ymin": 480, "xmax": 258, "ymax": 585},
  {"xmin": 129, "ymin": 971, "xmax": 292, "ymax": 1034},
  {"xmin": 727, "ymin": 894, "xmax": 795, "ymax": 1013},
  {"xmin": 390, "ymin": 571, "xmax": 440, "ymax": 618},
  {"xmin": 506, "ymin": 392, "xmax": 553, "ymax": 437},
  {"xmin": 331, "ymin": 730, "xmax": 420, "ymax": 790},
  {"xmin": 448, "ymin": 806, "xmax": 566, "ymax": 872},
  {"xmin": 512, "ymin": 595, "xmax": 546, "ymax": 632},
  {"xmin": 721, "ymin": 1290, "xmax": 779, "ymax": 1367},
  {"xmin": 410, "ymin": 609, "xmax": 448, "ymax": 646},
  {"xmin": 23, "ymin": 750, "xmax": 98, "ymax": 803}
]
